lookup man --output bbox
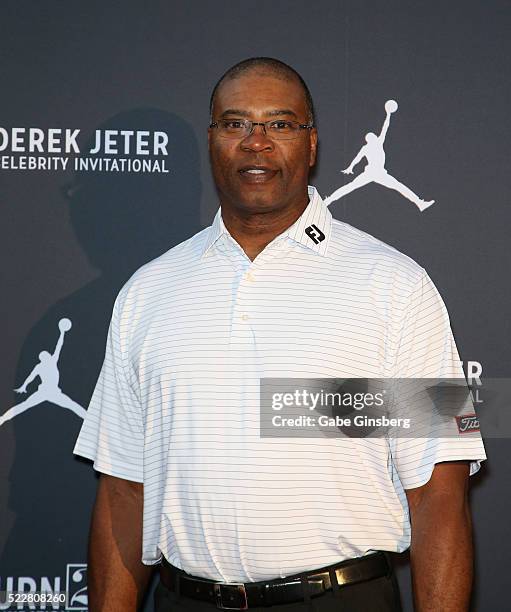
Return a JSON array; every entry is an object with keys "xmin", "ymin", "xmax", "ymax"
[
  {"xmin": 1, "ymin": 317, "xmax": 86, "ymax": 426},
  {"xmin": 74, "ymin": 58, "xmax": 487, "ymax": 612},
  {"xmin": 323, "ymin": 99, "xmax": 434, "ymax": 211}
]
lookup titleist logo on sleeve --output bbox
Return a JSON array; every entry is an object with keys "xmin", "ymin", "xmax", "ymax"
[{"xmin": 455, "ymin": 414, "xmax": 480, "ymax": 434}]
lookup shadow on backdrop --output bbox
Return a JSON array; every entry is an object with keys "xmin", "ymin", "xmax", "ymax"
[{"xmin": 1, "ymin": 109, "xmax": 202, "ymax": 595}]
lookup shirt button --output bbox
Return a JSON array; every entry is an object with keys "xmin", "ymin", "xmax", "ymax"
[
  {"xmin": 241, "ymin": 314, "xmax": 249, "ymax": 321},
  {"xmin": 245, "ymin": 272, "xmax": 254, "ymax": 282}
]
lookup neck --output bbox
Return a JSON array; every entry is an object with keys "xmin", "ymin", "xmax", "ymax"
[{"xmin": 220, "ymin": 193, "xmax": 310, "ymax": 261}]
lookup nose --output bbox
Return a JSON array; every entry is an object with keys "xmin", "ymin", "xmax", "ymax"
[{"xmin": 240, "ymin": 123, "xmax": 274, "ymax": 152}]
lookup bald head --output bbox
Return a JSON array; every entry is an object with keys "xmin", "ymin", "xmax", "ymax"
[{"xmin": 209, "ymin": 57, "xmax": 315, "ymax": 125}]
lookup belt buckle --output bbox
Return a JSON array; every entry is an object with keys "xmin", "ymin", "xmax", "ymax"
[{"xmin": 214, "ymin": 582, "xmax": 248, "ymax": 610}]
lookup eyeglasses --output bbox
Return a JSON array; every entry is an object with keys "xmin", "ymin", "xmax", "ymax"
[{"xmin": 209, "ymin": 119, "xmax": 314, "ymax": 140}]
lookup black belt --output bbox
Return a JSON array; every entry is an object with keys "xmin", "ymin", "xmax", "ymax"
[{"xmin": 159, "ymin": 552, "xmax": 391, "ymax": 609}]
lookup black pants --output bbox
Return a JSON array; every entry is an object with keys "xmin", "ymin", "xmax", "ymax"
[{"xmin": 154, "ymin": 560, "xmax": 403, "ymax": 612}]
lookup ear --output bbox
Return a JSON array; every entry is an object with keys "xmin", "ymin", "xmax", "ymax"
[{"xmin": 309, "ymin": 128, "xmax": 318, "ymax": 168}]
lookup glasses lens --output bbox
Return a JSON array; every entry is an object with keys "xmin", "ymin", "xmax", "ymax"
[
  {"xmin": 218, "ymin": 120, "xmax": 249, "ymax": 139},
  {"xmin": 267, "ymin": 120, "xmax": 299, "ymax": 140}
]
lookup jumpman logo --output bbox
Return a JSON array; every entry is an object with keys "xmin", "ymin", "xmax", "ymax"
[
  {"xmin": 0, "ymin": 318, "xmax": 86, "ymax": 427},
  {"xmin": 324, "ymin": 100, "xmax": 435, "ymax": 211}
]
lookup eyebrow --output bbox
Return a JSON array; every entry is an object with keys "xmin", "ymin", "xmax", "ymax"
[{"xmin": 219, "ymin": 108, "xmax": 299, "ymax": 119}]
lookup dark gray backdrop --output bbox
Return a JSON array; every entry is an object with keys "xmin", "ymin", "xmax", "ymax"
[{"xmin": 1, "ymin": 1, "xmax": 510, "ymax": 610}]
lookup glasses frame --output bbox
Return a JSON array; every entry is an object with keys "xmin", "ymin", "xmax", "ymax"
[{"xmin": 209, "ymin": 118, "xmax": 314, "ymax": 140}]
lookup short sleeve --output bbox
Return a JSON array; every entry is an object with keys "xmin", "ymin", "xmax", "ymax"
[
  {"xmin": 73, "ymin": 293, "xmax": 144, "ymax": 482},
  {"xmin": 389, "ymin": 271, "xmax": 487, "ymax": 490}
]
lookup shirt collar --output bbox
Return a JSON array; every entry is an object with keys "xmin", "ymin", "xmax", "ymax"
[{"xmin": 200, "ymin": 185, "xmax": 332, "ymax": 259}]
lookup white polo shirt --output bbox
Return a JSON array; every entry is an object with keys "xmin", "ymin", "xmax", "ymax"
[{"xmin": 74, "ymin": 185, "xmax": 487, "ymax": 583}]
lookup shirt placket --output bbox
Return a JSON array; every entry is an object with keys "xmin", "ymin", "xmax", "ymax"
[
  {"xmin": 225, "ymin": 235, "xmax": 289, "ymax": 345},
  {"xmin": 230, "ymin": 258, "xmax": 257, "ymax": 351}
]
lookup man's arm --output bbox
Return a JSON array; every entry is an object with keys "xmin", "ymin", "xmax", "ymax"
[
  {"xmin": 379, "ymin": 112, "xmax": 392, "ymax": 141},
  {"xmin": 405, "ymin": 461, "xmax": 472, "ymax": 612},
  {"xmin": 14, "ymin": 365, "xmax": 39, "ymax": 392},
  {"xmin": 88, "ymin": 474, "xmax": 155, "ymax": 612},
  {"xmin": 52, "ymin": 330, "xmax": 66, "ymax": 361},
  {"xmin": 342, "ymin": 146, "xmax": 366, "ymax": 173}
]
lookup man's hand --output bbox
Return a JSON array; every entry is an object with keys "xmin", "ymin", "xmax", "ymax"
[
  {"xmin": 406, "ymin": 461, "xmax": 472, "ymax": 612},
  {"xmin": 88, "ymin": 474, "xmax": 155, "ymax": 612}
]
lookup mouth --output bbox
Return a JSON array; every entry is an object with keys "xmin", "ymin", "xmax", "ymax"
[{"xmin": 238, "ymin": 165, "xmax": 279, "ymax": 184}]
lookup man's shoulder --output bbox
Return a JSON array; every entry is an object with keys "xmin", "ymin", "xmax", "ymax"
[
  {"xmin": 329, "ymin": 217, "xmax": 425, "ymax": 285},
  {"xmin": 116, "ymin": 224, "xmax": 210, "ymax": 302}
]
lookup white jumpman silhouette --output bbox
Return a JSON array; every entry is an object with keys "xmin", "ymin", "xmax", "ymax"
[
  {"xmin": 0, "ymin": 318, "xmax": 86, "ymax": 426},
  {"xmin": 324, "ymin": 100, "xmax": 435, "ymax": 211}
]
